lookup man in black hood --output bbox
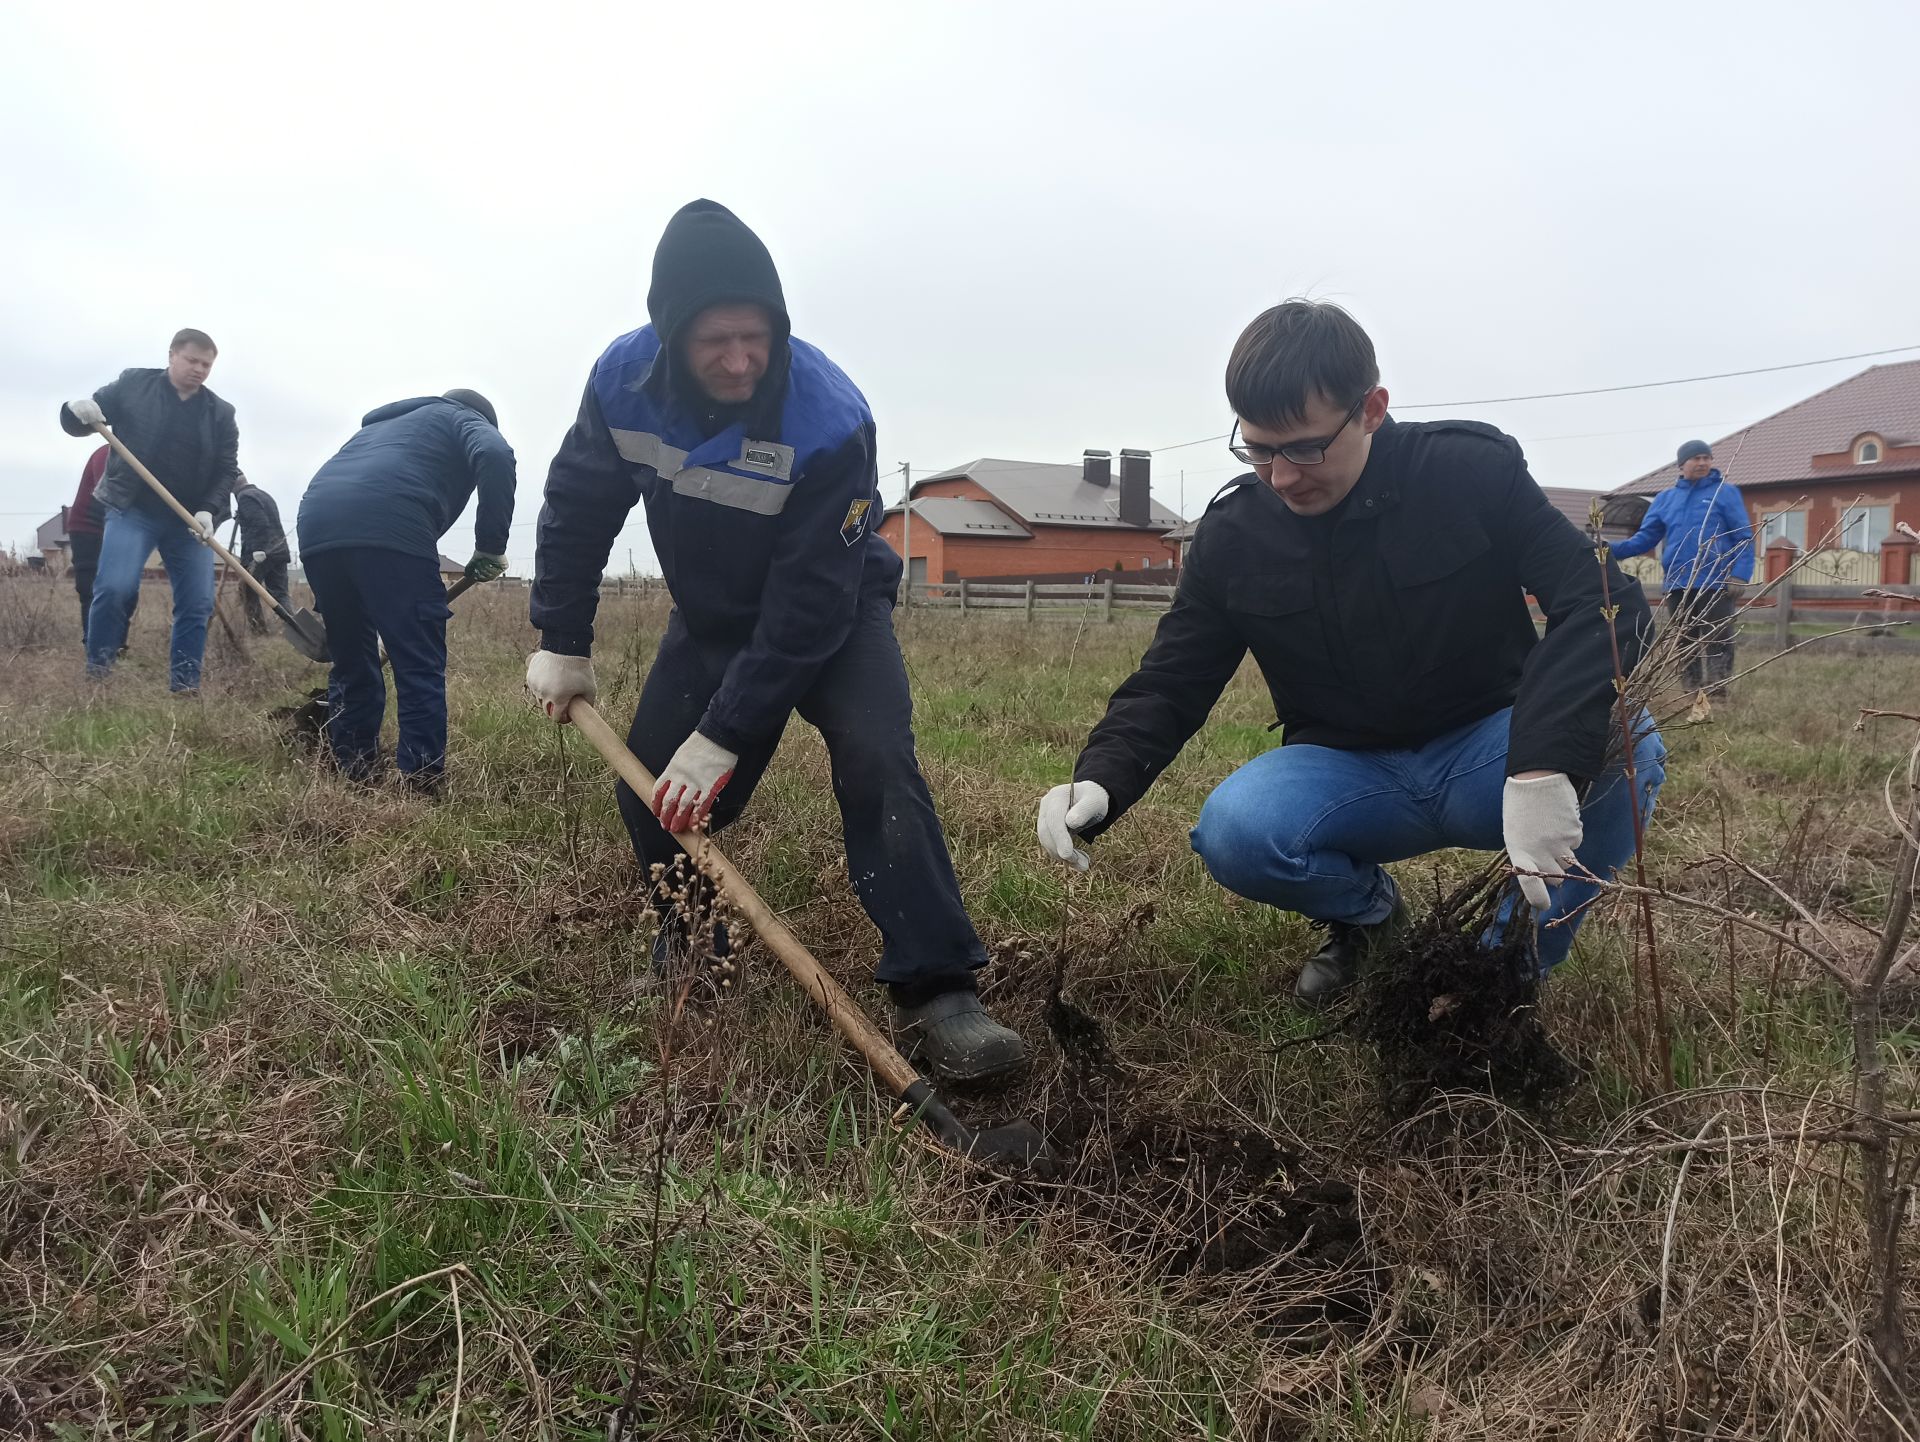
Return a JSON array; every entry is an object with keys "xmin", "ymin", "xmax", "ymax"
[{"xmin": 527, "ymin": 199, "xmax": 1026, "ymax": 1086}]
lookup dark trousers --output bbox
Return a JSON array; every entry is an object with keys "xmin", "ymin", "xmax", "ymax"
[
  {"xmin": 304, "ymin": 547, "xmax": 451, "ymax": 780},
  {"xmin": 617, "ymin": 601, "xmax": 987, "ymax": 986},
  {"xmin": 70, "ymin": 531, "xmax": 101, "ymax": 645},
  {"xmin": 70, "ymin": 532, "xmax": 139, "ymax": 650},
  {"xmin": 1666, "ymin": 587, "xmax": 1737, "ymax": 691},
  {"xmin": 242, "ymin": 555, "xmax": 292, "ymax": 635}
]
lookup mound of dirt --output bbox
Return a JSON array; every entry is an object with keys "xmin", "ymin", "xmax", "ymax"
[
  {"xmin": 991, "ymin": 983, "xmax": 1374, "ymax": 1326},
  {"xmin": 1357, "ymin": 871, "xmax": 1578, "ymax": 1115}
]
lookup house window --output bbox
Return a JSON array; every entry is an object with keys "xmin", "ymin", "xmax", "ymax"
[
  {"xmin": 1758, "ymin": 510, "xmax": 1806, "ymax": 549},
  {"xmin": 1856, "ymin": 439, "xmax": 1882, "ymax": 464},
  {"xmin": 1838, "ymin": 503, "xmax": 1892, "ymax": 551}
]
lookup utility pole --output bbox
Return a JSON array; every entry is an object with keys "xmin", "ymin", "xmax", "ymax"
[{"xmin": 900, "ymin": 461, "xmax": 912, "ymax": 609}]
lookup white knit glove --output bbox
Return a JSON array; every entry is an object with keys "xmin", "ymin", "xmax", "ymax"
[
  {"xmin": 1502, "ymin": 773, "xmax": 1584, "ymax": 911},
  {"xmin": 525, "ymin": 649, "xmax": 596, "ymax": 722},
  {"xmin": 68, "ymin": 397, "xmax": 105, "ymax": 428},
  {"xmin": 192, "ymin": 510, "xmax": 215, "ymax": 541},
  {"xmin": 251, "ymin": 550, "xmax": 267, "ymax": 564},
  {"xmin": 653, "ymin": 731, "xmax": 738, "ymax": 834},
  {"xmin": 1036, "ymin": 780, "xmax": 1110, "ymax": 871}
]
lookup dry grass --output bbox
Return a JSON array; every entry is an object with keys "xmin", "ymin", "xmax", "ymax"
[{"xmin": 1, "ymin": 569, "xmax": 1917, "ymax": 1439}]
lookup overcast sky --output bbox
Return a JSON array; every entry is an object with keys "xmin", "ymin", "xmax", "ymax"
[{"xmin": 4, "ymin": 0, "xmax": 1917, "ymax": 572}]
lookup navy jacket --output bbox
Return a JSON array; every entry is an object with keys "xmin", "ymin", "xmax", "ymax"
[
  {"xmin": 1609, "ymin": 468, "xmax": 1754, "ymax": 591},
  {"xmin": 297, "ymin": 396, "xmax": 515, "ymax": 561},
  {"xmin": 1072, "ymin": 418, "xmax": 1652, "ymax": 835},
  {"xmin": 60, "ymin": 368, "xmax": 238, "ymax": 522},
  {"xmin": 531, "ymin": 325, "xmax": 900, "ymax": 753}
]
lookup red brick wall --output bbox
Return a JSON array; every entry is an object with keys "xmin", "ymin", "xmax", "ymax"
[
  {"xmin": 874, "ymin": 511, "xmax": 944, "ymax": 582},
  {"xmin": 1742, "ymin": 474, "xmax": 1920, "ymax": 548},
  {"xmin": 875, "ymin": 513, "xmax": 1178, "ymax": 582}
]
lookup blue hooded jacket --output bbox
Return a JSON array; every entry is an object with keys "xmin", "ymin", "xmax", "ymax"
[
  {"xmin": 297, "ymin": 396, "xmax": 516, "ymax": 561},
  {"xmin": 531, "ymin": 326, "xmax": 898, "ymax": 754},
  {"xmin": 1610, "ymin": 468, "xmax": 1754, "ymax": 591}
]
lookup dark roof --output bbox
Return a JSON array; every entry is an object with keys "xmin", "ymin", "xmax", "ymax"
[
  {"xmin": 1158, "ymin": 487, "xmax": 1613, "ymax": 543},
  {"xmin": 894, "ymin": 497, "xmax": 1032, "ymax": 538},
  {"xmin": 916, "ymin": 458, "xmax": 1184, "ymax": 531},
  {"xmin": 1611, "ymin": 359, "xmax": 1920, "ymax": 497},
  {"xmin": 1539, "ymin": 485, "xmax": 1621, "ymax": 533}
]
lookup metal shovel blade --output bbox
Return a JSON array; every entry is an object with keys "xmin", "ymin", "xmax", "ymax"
[
  {"xmin": 280, "ymin": 607, "xmax": 331, "ymax": 662},
  {"xmin": 905, "ymin": 1082, "xmax": 1057, "ymax": 1171}
]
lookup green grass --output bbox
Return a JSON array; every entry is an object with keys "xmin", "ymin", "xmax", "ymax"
[{"xmin": 2, "ymin": 577, "xmax": 1916, "ymax": 1439}]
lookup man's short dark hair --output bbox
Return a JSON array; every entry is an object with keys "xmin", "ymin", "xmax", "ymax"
[
  {"xmin": 170, "ymin": 328, "xmax": 217, "ymax": 354},
  {"xmin": 1225, "ymin": 300, "xmax": 1378, "ymax": 430}
]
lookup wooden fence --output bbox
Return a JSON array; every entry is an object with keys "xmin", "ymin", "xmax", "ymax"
[
  {"xmin": 901, "ymin": 578, "xmax": 1174, "ymax": 621},
  {"xmin": 581, "ymin": 572, "xmax": 1920, "ymax": 651},
  {"xmin": 1732, "ymin": 580, "xmax": 1920, "ymax": 652}
]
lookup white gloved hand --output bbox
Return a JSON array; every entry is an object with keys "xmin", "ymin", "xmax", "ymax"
[
  {"xmin": 1502, "ymin": 773, "xmax": 1584, "ymax": 912},
  {"xmin": 1036, "ymin": 780, "xmax": 1110, "ymax": 871},
  {"xmin": 68, "ymin": 396, "xmax": 105, "ymax": 428},
  {"xmin": 192, "ymin": 510, "xmax": 215, "ymax": 540},
  {"xmin": 653, "ymin": 731, "xmax": 738, "ymax": 834},
  {"xmin": 525, "ymin": 649, "xmax": 596, "ymax": 722},
  {"xmin": 251, "ymin": 550, "xmax": 267, "ymax": 564}
]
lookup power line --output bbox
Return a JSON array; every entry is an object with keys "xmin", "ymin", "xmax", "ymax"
[
  {"xmin": 1397, "ymin": 343, "xmax": 1920, "ymax": 409},
  {"xmin": 1147, "ymin": 342, "xmax": 1920, "ymax": 454}
]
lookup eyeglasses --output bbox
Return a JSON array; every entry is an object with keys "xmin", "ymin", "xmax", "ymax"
[{"xmin": 1229, "ymin": 389, "xmax": 1372, "ymax": 467}]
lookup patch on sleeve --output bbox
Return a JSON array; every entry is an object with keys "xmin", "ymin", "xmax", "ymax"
[{"xmin": 839, "ymin": 497, "xmax": 873, "ymax": 547}]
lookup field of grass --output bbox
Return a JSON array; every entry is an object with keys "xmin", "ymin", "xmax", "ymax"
[{"xmin": 3, "ymin": 570, "xmax": 1918, "ymax": 1439}]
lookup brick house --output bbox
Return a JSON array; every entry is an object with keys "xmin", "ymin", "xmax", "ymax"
[
  {"xmin": 1157, "ymin": 482, "xmax": 1620, "ymax": 570},
  {"xmin": 1606, "ymin": 360, "xmax": 1920, "ymax": 584},
  {"xmin": 875, "ymin": 450, "xmax": 1184, "ymax": 586}
]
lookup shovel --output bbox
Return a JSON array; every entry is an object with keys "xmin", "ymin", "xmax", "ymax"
[
  {"xmin": 568, "ymin": 699, "xmax": 1054, "ymax": 1170},
  {"xmin": 92, "ymin": 424, "xmax": 331, "ymax": 662}
]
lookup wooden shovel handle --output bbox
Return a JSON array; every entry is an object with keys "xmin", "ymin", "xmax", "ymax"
[
  {"xmin": 92, "ymin": 424, "xmax": 287, "ymax": 619},
  {"xmin": 569, "ymin": 699, "xmax": 922, "ymax": 1096}
]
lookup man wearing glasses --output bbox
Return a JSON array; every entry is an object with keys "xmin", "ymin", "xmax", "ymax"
[{"xmin": 1034, "ymin": 300, "xmax": 1665, "ymax": 1003}]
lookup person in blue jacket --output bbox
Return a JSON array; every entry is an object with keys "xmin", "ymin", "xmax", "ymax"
[
  {"xmin": 525, "ymin": 199, "xmax": 1026, "ymax": 1086},
  {"xmin": 297, "ymin": 390, "xmax": 516, "ymax": 792},
  {"xmin": 1610, "ymin": 439, "xmax": 1754, "ymax": 696}
]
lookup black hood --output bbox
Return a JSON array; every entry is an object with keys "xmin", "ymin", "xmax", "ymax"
[{"xmin": 647, "ymin": 199, "xmax": 791, "ymax": 432}]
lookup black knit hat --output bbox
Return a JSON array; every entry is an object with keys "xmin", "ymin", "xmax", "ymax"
[
  {"xmin": 647, "ymin": 200, "xmax": 789, "ymax": 349},
  {"xmin": 1676, "ymin": 438, "xmax": 1712, "ymax": 465}
]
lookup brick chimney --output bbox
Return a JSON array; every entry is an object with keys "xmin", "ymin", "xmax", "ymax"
[
  {"xmin": 1118, "ymin": 448, "xmax": 1152, "ymax": 528},
  {"xmin": 1082, "ymin": 449, "xmax": 1112, "ymax": 487}
]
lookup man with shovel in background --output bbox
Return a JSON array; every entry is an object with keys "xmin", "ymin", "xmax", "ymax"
[
  {"xmin": 296, "ymin": 390, "xmax": 516, "ymax": 795},
  {"xmin": 60, "ymin": 327, "xmax": 236, "ymax": 693},
  {"xmin": 1035, "ymin": 300, "xmax": 1667, "ymax": 1005},
  {"xmin": 231, "ymin": 472, "xmax": 292, "ymax": 636},
  {"xmin": 525, "ymin": 198, "xmax": 1028, "ymax": 1086},
  {"xmin": 1607, "ymin": 439, "xmax": 1754, "ymax": 701}
]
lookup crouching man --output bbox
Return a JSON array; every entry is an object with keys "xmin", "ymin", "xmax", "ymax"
[
  {"xmin": 1037, "ymin": 301, "xmax": 1667, "ymax": 1001},
  {"xmin": 525, "ymin": 199, "xmax": 1025, "ymax": 1085}
]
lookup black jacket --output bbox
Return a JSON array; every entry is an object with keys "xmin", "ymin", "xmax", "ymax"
[
  {"xmin": 60, "ymin": 368, "xmax": 239, "ymax": 522},
  {"xmin": 234, "ymin": 486, "xmax": 290, "ymax": 562},
  {"xmin": 1072, "ymin": 417, "xmax": 1651, "ymax": 836}
]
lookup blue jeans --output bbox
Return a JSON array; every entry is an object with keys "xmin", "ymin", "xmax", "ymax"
[
  {"xmin": 87, "ymin": 504, "xmax": 216, "ymax": 690},
  {"xmin": 302, "ymin": 547, "xmax": 451, "ymax": 780},
  {"xmin": 1190, "ymin": 707, "xmax": 1666, "ymax": 970}
]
